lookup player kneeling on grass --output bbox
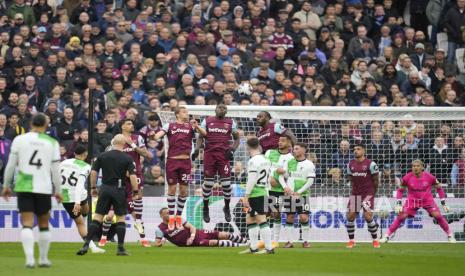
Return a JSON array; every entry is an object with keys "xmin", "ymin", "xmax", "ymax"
[
  {"xmin": 282, "ymin": 143, "xmax": 316, "ymax": 249},
  {"xmin": 241, "ymin": 137, "xmax": 274, "ymax": 254},
  {"xmin": 380, "ymin": 160, "xmax": 456, "ymax": 243},
  {"xmin": 154, "ymin": 208, "xmax": 247, "ymax": 247},
  {"xmin": 60, "ymin": 145, "xmax": 104, "ymax": 253}
]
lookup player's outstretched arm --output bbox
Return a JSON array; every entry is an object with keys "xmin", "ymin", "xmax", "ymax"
[
  {"xmin": 153, "ymin": 130, "xmax": 166, "ymax": 141},
  {"xmin": 184, "ymin": 222, "xmax": 196, "ymax": 246},
  {"xmin": 434, "ymin": 180, "xmax": 449, "ymax": 212},
  {"xmin": 395, "ymin": 187, "xmax": 405, "ymax": 213},
  {"xmin": 154, "ymin": 238, "xmax": 164, "ymax": 247},
  {"xmin": 191, "ymin": 119, "xmax": 207, "ymax": 137}
]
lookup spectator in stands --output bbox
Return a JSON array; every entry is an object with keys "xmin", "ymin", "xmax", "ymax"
[
  {"xmin": 451, "ymin": 147, "xmax": 465, "ymax": 187},
  {"xmin": 429, "ymin": 136, "xmax": 453, "ymax": 184},
  {"xmin": 331, "ymin": 139, "xmax": 353, "ymax": 175}
]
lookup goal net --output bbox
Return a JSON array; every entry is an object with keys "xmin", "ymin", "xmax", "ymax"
[{"xmin": 159, "ymin": 106, "xmax": 465, "ymax": 242}]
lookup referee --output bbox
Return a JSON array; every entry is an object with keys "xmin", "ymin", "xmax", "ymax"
[{"xmin": 77, "ymin": 134, "xmax": 139, "ymax": 256}]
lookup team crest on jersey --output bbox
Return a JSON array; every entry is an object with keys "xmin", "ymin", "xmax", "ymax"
[
  {"xmin": 224, "ymin": 123, "xmax": 229, "ymax": 128},
  {"xmin": 362, "ymin": 165, "xmax": 367, "ymax": 170}
]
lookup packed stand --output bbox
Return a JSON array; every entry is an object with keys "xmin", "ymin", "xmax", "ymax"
[{"xmin": 0, "ymin": 0, "xmax": 464, "ymax": 194}]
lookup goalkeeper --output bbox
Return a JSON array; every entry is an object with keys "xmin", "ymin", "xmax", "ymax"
[{"xmin": 381, "ymin": 160, "xmax": 456, "ymax": 243}]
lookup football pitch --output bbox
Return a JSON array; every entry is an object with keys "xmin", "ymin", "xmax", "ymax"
[{"xmin": 1, "ymin": 243, "xmax": 464, "ymax": 276}]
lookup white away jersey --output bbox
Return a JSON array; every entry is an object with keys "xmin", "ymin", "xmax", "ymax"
[
  {"xmin": 10, "ymin": 132, "xmax": 60, "ymax": 194},
  {"xmin": 286, "ymin": 158, "xmax": 316, "ymax": 195},
  {"xmin": 247, "ymin": 154, "xmax": 272, "ymax": 198},
  {"xmin": 60, "ymin": 158, "xmax": 91, "ymax": 203}
]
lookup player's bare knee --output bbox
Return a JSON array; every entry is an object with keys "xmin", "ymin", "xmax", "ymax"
[
  {"xmin": 179, "ymin": 185, "xmax": 188, "ymax": 197},
  {"xmin": 346, "ymin": 212, "xmax": 356, "ymax": 222},
  {"xmin": 364, "ymin": 212, "xmax": 374, "ymax": 221},
  {"xmin": 167, "ymin": 185, "xmax": 177, "ymax": 195},
  {"xmin": 255, "ymin": 215, "xmax": 267, "ymax": 225},
  {"xmin": 272, "ymin": 212, "xmax": 280, "ymax": 220},
  {"xmin": 286, "ymin": 214, "xmax": 294, "ymax": 223},
  {"xmin": 299, "ymin": 214, "xmax": 309, "ymax": 224},
  {"xmin": 209, "ymin": 240, "xmax": 218, "ymax": 246},
  {"xmin": 217, "ymin": 232, "xmax": 228, "ymax": 239},
  {"xmin": 81, "ymin": 204, "xmax": 89, "ymax": 216},
  {"xmin": 37, "ymin": 214, "xmax": 50, "ymax": 228}
]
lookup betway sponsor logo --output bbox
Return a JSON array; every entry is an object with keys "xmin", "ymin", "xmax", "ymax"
[
  {"xmin": 209, "ymin": 127, "xmax": 228, "ymax": 134},
  {"xmin": 258, "ymin": 132, "xmax": 270, "ymax": 140},
  {"xmin": 168, "ymin": 229, "xmax": 183, "ymax": 237},
  {"xmin": 171, "ymin": 128, "xmax": 190, "ymax": 135},
  {"xmin": 352, "ymin": 172, "xmax": 368, "ymax": 177}
]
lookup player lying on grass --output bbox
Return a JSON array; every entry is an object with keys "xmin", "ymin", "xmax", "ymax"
[
  {"xmin": 380, "ymin": 159, "xmax": 456, "ymax": 243},
  {"xmin": 154, "ymin": 208, "xmax": 248, "ymax": 247}
]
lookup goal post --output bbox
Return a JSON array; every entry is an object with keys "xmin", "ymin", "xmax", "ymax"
[{"xmin": 158, "ymin": 106, "xmax": 465, "ymax": 242}]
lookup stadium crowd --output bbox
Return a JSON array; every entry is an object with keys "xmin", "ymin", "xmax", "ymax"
[{"xmin": 0, "ymin": 0, "xmax": 464, "ymax": 195}]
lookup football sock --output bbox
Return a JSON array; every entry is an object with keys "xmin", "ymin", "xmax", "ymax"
[
  {"xmin": 115, "ymin": 222, "xmax": 126, "ymax": 249},
  {"xmin": 387, "ymin": 216, "xmax": 406, "ymax": 236},
  {"xmin": 228, "ymin": 233, "xmax": 247, "ymax": 244},
  {"xmin": 133, "ymin": 199, "xmax": 143, "ymax": 220},
  {"xmin": 101, "ymin": 219, "xmax": 112, "ymax": 238},
  {"xmin": 21, "ymin": 227, "xmax": 34, "ymax": 265},
  {"xmin": 167, "ymin": 194, "xmax": 176, "ymax": 216},
  {"xmin": 247, "ymin": 223, "xmax": 259, "ymax": 250},
  {"xmin": 301, "ymin": 221, "xmax": 310, "ymax": 242},
  {"xmin": 284, "ymin": 222, "xmax": 293, "ymax": 242},
  {"xmin": 218, "ymin": 240, "xmax": 239, "ymax": 247},
  {"xmin": 220, "ymin": 178, "xmax": 231, "ymax": 208},
  {"xmin": 272, "ymin": 218, "xmax": 281, "ymax": 242},
  {"xmin": 38, "ymin": 227, "xmax": 51, "ymax": 263},
  {"xmin": 202, "ymin": 178, "xmax": 215, "ymax": 206},
  {"xmin": 436, "ymin": 215, "xmax": 452, "ymax": 236},
  {"xmin": 85, "ymin": 220, "xmax": 102, "ymax": 246},
  {"xmin": 259, "ymin": 222, "xmax": 272, "ymax": 250},
  {"xmin": 367, "ymin": 219, "xmax": 378, "ymax": 240},
  {"xmin": 346, "ymin": 220, "xmax": 355, "ymax": 240},
  {"xmin": 176, "ymin": 196, "xmax": 187, "ymax": 216}
]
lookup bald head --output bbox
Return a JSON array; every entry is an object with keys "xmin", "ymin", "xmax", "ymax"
[{"xmin": 112, "ymin": 134, "xmax": 126, "ymax": 149}]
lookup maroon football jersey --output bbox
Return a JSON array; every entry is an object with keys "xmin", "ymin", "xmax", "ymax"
[
  {"xmin": 348, "ymin": 158, "xmax": 379, "ymax": 195},
  {"xmin": 139, "ymin": 124, "xmax": 163, "ymax": 150},
  {"xmin": 122, "ymin": 134, "xmax": 145, "ymax": 174},
  {"xmin": 162, "ymin": 122, "xmax": 195, "ymax": 157},
  {"xmin": 257, "ymin": 122, "xmax": 286, "ymax": 153},
  {"xmin": 201, "ymin": 116, "xmax": 237, "ymax": 153},
  {"xmin": 156, "ymin": 222, "xmax": 190, "ymax": 246}
]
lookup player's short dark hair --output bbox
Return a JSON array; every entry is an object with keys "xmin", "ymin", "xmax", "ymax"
[
  {"xmin": 74, "ymin": 144, "xmax": 88, "ymax": 155},
  {"xmin": 247, "ymin": 137, "xmax": 260, "ymax": 149},
  {"xmin": 148, "ymin": 113, "xmax": 160, "ymax": 121},
  {"xmin": 120, "ymin": 118, "xmax": 134, "ymax": 126},
  {"xmin": 31, "ymin": 113, "xmax": 47, "ymax": 127},
  {"xmin": 280, "ymin": 134, "xmax": 294, "ymax": 146},
  {"xmin": 353, "ymin": 143, "xmax": 366, "ymax": 149},
  {"xmin": 294, "ymin": 142, "xmax": 307, "ymax": 150},
  {"xmin": 260, "ymin": 111, "xmax": 272, "ymax": 120},
  {"xmin": 159, "ymin": 207, "xmax": 168, "ymax": 215}
]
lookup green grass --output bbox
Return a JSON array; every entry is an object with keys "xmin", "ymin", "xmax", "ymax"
[{"xmin": 1, "ymin": 242, "xmax": 464, "ymax": 276}]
